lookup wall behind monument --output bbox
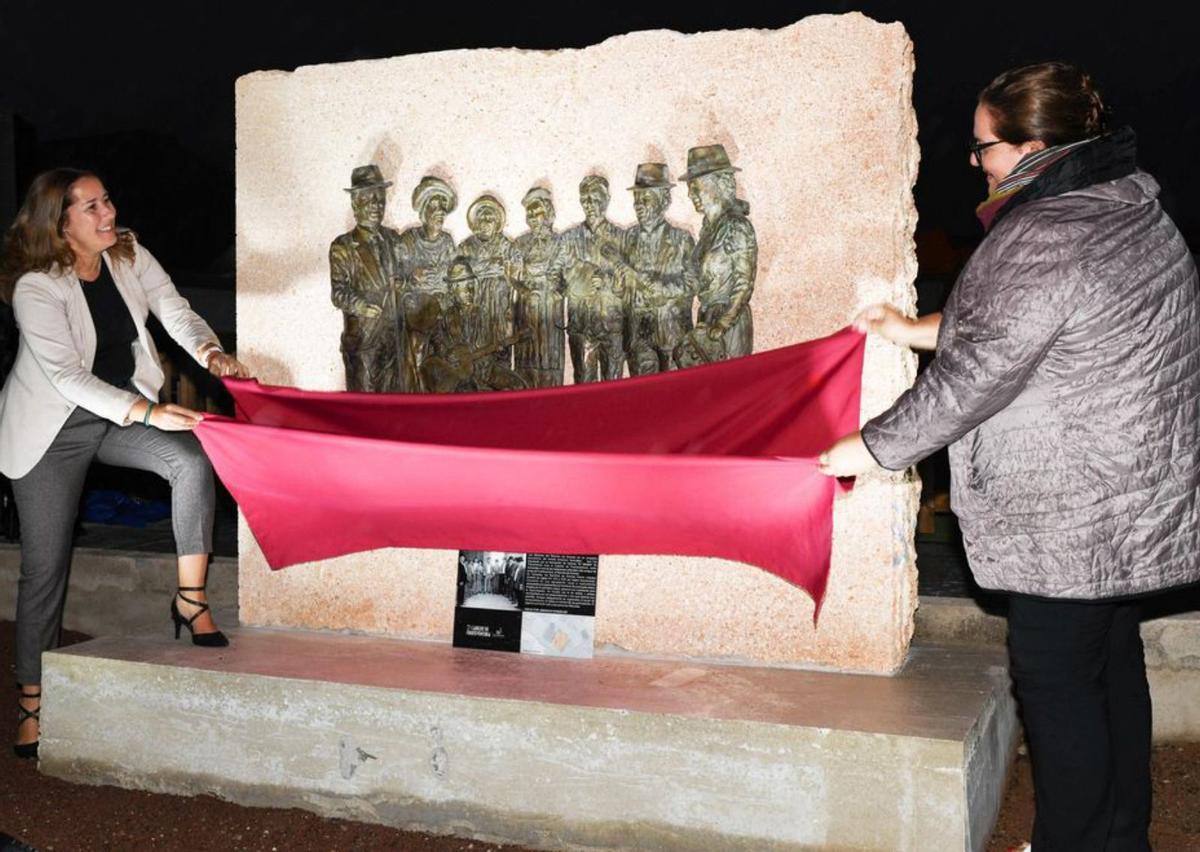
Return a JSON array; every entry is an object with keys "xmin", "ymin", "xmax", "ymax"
[{"xmin": 235, "ymin": 13, "xmax": 920, "ymax": 673}]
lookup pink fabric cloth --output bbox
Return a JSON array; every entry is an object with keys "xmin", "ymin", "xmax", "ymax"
[{"xmin": 195, "ymin": 327, "xmax": 864, "ymax": 614}]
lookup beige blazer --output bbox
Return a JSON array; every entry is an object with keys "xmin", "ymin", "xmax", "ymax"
[{"xmin": 0, "ymin": 239, "xmax": 219, "ymax": 478}]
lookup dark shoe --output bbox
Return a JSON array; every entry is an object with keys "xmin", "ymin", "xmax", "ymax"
[
  {"xmin": 13, "ymin": 687, "xmax": 40, "ymax": 760},
  {"xmin": 171, "ymin": 586, "xmax": 229, "ymax": 648}
]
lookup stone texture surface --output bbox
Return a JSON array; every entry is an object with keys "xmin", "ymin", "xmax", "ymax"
[
  {"xmin": 916, "ymin": 595, "xmax": 1200, "ymax": 742},
  {"xmin": 235, "ymin": 15, "xmax": 919, "ymax": 672},
  {"xmin": 914, "ymin": 595, "xmax": 1009, "ymax": 646},
  {"xmin": 0, "ymin": 544, "xmax": 237, "ymax": 638},
  {"xmin": 40, "ymin": 630, "xmax": 1014, "ymax": 851}
]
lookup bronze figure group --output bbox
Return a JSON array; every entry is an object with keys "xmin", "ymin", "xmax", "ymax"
[{"xmin": 328, "ymin": 145, "xmax": 757, "ymax": 394}]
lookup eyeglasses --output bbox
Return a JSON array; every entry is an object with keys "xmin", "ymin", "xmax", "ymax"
[{"xmin": 969, "ymin": 139, "xmax": 1004, "ymax": 165}]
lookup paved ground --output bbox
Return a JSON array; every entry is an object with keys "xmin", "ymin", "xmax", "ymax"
[{"xmin": 987, "ymin": 742, "xmax": 1200, "ymax": 851}]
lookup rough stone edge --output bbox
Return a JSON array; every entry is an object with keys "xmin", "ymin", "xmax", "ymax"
[
  {"xmin": 234, "ymin": 14, "xmax": 901, "ymax": 91},
  {"xmin": 843, "ymin": 17, "xmax": 922, "ymax": 675}
]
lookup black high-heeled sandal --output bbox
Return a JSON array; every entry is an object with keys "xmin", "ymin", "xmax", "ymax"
[
  {"xmin": 14, "ymin": 686, "xmax": 40, "ymax": 760},
  {"xmin": 170, "ymin": 586, "xmax": 229, "ymax": 648}
]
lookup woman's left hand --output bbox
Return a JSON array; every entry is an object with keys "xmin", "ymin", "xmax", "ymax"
[
  {"xmin": 817, "ymin": 431, "xmax": 880, "ymax": 478},
  {"xmin": 207, "ymin": 352, "xmax": 253, "ymax": 379}
]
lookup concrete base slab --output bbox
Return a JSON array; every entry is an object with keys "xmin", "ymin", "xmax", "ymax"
[
  {"xmin": 915, "ymin": 594, "xmax": 1200, "ymax": 742},
  {"xmin": 40, "ymin": 629, "xmax": 1015, "ymax": 851}
]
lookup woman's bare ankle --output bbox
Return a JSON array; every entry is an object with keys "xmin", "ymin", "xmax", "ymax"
[{"xmin": 175, "ymin": 590, "xmax": 219, "ymax": 634}]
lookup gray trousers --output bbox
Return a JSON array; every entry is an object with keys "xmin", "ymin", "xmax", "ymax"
[{"xmin": 11, "ymin": 406, "xmax": 214, "ymax": 684}]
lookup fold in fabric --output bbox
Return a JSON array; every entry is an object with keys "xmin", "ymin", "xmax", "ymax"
[{"xmin": 195, "ymin": 327, "xmax": 865, "ymax": 616}]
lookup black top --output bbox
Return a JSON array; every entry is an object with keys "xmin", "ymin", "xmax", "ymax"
[{"xmin": 80, "ymin": 261, "xmax": 137, "ymax": 388}]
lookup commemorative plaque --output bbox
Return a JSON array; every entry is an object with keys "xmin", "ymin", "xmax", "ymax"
[{"xmin": 453, "ymin": 550, "xmax": 599, "ymax": 657}]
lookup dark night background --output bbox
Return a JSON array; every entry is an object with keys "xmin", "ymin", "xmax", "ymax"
[{"xmin": 1, "ymin": 1, "xmax": 1197, "ymax": 289}]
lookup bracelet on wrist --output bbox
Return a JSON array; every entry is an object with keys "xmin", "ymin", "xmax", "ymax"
[{"xmin": 142, "ymin": 402, "xmax": 156, "ymax": 426}]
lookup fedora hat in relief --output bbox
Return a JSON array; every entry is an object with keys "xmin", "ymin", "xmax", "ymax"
[
  {"xmin": 628, "ymin": 162, "xmax": 673, "ymax": 190},
  {"xmin": 344, "ymin": 164, "xmax": 392, "ymax": 193},
  {"xmin": 679, "ymin": 145, "xmax": 740, "ymax": 182}
]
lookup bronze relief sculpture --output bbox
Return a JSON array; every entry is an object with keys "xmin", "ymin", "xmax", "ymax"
[
  {"xmin": 421, "ymin": 258, "xmax": 526, "ymax": 393},
  {"xmin": 613, "ymin": 163, "xmax": 698, "ymax": 373},
  {"xmin": 561, "ymin": 176, "xmax": 625, "ymax": 381},
  {"xmin": 564, "ymin": 261, "xmax": 625, "ymax": 382},
  {"xmin": 457, "ymin": 194, "xmax": 521, "ymax": 372},
  {"xmin": 326, "ymin": 146, "xmax": 756, "ymax": 393},
  {"xmin": 328, "ymin": 165, "xmax": 404, "ymax": 392},
  {"xmin": 513, "ymin": 187, "xmax": 567, "ymax": 388},
  {"xmin": 397, "ymin": 176, "xmax": 458, "ymax": 391},
  {"xmin": 684, "ymin": 145, "xmax": 757, "ymax": 359}
]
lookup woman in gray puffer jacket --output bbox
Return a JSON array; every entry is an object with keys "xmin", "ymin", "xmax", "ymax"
[{"xmin": 821, "ymin": 62, "xmax": 1199, "ymax": 851}]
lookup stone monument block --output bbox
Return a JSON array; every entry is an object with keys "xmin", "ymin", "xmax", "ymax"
[{"xmin": 234, "ymin": 13, "xmax": 919, "ymax": 672}]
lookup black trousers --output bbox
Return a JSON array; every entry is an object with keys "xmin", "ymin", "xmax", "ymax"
[{"xmin": 1007, "ymin": 596, "xmax": 1152, "ymax": 851}]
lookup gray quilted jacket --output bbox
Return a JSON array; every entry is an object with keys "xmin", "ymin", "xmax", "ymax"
[{"xmin": 863, "ymin": 171, "xmax": 1200, "ymax": 599}]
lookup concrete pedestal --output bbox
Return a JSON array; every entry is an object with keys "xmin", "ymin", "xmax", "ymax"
[{"xmin": 40, "ymin": 629, "xmax": 1016, "ymax": 851}]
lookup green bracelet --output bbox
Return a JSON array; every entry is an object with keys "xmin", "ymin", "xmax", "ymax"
[{"xmin": 142, "ymin": 402, "xmax": 155, "ymax": 426}]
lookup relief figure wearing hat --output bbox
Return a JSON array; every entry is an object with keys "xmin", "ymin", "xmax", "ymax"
[
  {"xmin": 512, "ymin": 187, "xmax": 567, "ymax": 388},
  {"xmin": 421, "ymin": 258, "xmax": 526, "ymax": 394},
  {"xmin": 457, "ymin": 194, "xmax": 522, "ymax": 375},
  {"xmin": 605, "ymin": 163, "xmax": 698, "ymax": 374},
  {"xmin": 328, "ymin": 164, "xmax": 405, "ymax": 392},
  {"xmin": 683, "ymin": 144, "xmax": 756, "ymax": 359},
  {"xmin": 396, "ymin": 176, "xmax": 458, "ymax": 391},
  {"xmin": 560, "ymin": 175, "xmax": 625, "ymax": 381}
]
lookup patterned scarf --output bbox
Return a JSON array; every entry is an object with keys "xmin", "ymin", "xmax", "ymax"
[{"xmin": 975, "ymin": 136, "xmax": 1098, "ymax": 231}]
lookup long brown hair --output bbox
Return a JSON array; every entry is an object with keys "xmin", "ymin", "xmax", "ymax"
[
  {"xmin": 979, "ymin": 61, "xmax": 1108, "ymax": 148},
  {"xmin": 0, "ymin": 168, "xmax": 135, "ymax": 303}
]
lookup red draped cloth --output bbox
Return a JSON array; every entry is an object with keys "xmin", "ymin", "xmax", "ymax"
[{"xmin": 195, "ymin": 328, "xmax": 864, "ymax": 615}]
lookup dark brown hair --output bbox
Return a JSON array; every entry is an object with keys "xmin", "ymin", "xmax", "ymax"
[
  {"xmin": 0, "ymin": 168, "xmax": 135, "ymax": 303},
  {"xmin": 979, "ymin": 61, "xmax": 1108, "ymax": 147}
]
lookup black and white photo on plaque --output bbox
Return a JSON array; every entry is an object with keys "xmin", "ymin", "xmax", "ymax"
[
  {"xmin": 453, "ymin": 550, "xmax": 525, "ymax": 652},
  {"xmin": 453, "ymin": 550, "xmax": 598, "ymax": 657},
  {"xmin": 456, "ymin": 550, "xmax": 525, "ymax": 610}
]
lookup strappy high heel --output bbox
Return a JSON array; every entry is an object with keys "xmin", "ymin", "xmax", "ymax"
[
  {"xmin": 14, "ymin": 686, "xmax": 40, "ymax": 760},
  {"xmin": 170, "ymin": 586, "xmax": 229, "ymax": 647}
]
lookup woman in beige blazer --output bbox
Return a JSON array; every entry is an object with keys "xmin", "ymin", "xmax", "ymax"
[{"xmin": 0, "ymin": 168, "xmax": 250, "ymax": 759}]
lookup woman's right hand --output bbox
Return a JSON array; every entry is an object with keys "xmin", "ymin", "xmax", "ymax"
[
  {"xmin": 150, "ymin": 403, "xmax": 204, "ymax": 431},
  {"xmin": 129, "ymin": 399, "xmax": 203, "ymax": 431},
  {"xmin": 852, "ymin": 304, "xmax": 912, "ymax": 343}
]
